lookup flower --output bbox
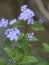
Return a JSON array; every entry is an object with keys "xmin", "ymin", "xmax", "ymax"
[
  {"xmin": 26, "ymin": 32, "xmax": 34, "ymax": 41},
  {"xmin": 28, "ymin": 18, "xmax": 34, "ymax": 25},
  {"xmin": 9, "ymin": 19, "xmax": 17, "ymax": 25},
  {"xmin": 18, "ymin": 9, "xmax": 35, "ymax": 20},
  {"xmin": 18, "ymin": 11, "xmax": 29, "ymax": 20},
  {"xmin": 21, "ymin": 5, "xmax": 27, "ymax": 12},
  {"xmin": 38, "ymin": 18, "xmax": 43, "ymax": 24},
  {"xmin": 0, "ymin": 18, "xmax": 8, "ymax": 27},
  {"xmin": 18, "ymin": 5, "xmax": 35, "ymax": 25},
  {"xmin": 25, "ymin": 9, "xmax": 35, "ymax": 18},
  {"xmin": 9, "ymin": 59, "xmax": 14, "ymax": 65},
  {"xmin": 5, "ymin": 28, "xmax": 21, "ymax": 41}
]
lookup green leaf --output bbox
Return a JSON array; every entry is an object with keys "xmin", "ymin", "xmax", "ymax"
[
  {"xmin": 0, "ymin": 58, "xmax": 8, "ymax": 65},
  {"xmin": 12, "ymin": 21, "xmax": 25, "ymax": 28},
  {"xmin": 4, "ymin": 38, "xmax": 13, "ymax": 47},
  {"xmin": 18, "ymin": 33, "xmax": 25, "ymax": 41},
  {"xmin": 42, "ymin": 43, "xmax": 49, "ymax": 52},
  {"xmin": 19, "ymin": 56, "xmax": 39, "ymax": 65},
  {"xmin": 30, "ymin": 21, "xmax": 45, "ymax": 31},
  {"xmin": 12, "ymin": 48, "xmax": 23, "ymax": 61},
  {"xmin": 36, "ymin": 62, "xmax": 48, "ymax": 65},
  {"xmin": 7, "ymin": 63, "xmax": 10, "ymax": 65},
  {"xmin": 16, "ymin": 39, "xmax": 31, "ymax": 55},
  {"xmin": 3, "ymin": 47, "xmax": 14, "ymax": 58},
  {"xmin": 32, "ymin": 36, "xmax": 39, "ymax": 41}
]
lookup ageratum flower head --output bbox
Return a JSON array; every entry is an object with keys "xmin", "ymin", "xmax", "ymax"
[
  {"xmin": 38, "ymin": 18, "xmax": 43, "ymax": 24},
  {"xmin": 5, "ymin": 28, "xmax": 21, "ymax": 41},
  {"xmin": 18, "ymin": 5, "xmax": 35, "ymax": 25},
  {"xmin": 28, "ymin": 18, "xmax": 34, "ymax": 25},
  {"xmin": 27, "ymin": 32, "xmax": 34, "ymax": 41},
  {"xmin": 9, "ymin": 19, "xmax": 17, "ymax": 25},
  {"xmin": 21, "ymin": 5, "xmax": 27, "ymax": 12},
  {"xmin": 9, "ymin": 59, "xmax": 14, "ymax": 65},
  {"xmin": 18, "ymin": 9, "xmax": 35, "ymax": 20},
  {"xmin": 0, "ymin": 18, "xmax": 8, "ymax": 27}
]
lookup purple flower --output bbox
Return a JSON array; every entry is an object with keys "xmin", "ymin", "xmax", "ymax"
[
  {"xmin": 9, "ymin": 59, "xmax": 14, "ymax": 65},
  {"xmin": 21, "ymin": 5, "xmax": 27, "ymax": 12},
  {"xmin": 18, "ymin": 9, "xmax": 35, "ymax": 20},
  {"xmin": 28, "ymin": 18, "xmax": 34, "ymax": 25},
  {"xmin": 18, "ymin": 12, "xmax": 29, "ymax": 20},
  {"xmin": 38, "ymin": 18, "xmax": 43, "ymax": 24},
  {"xmin": 26, "ymin": 32, "xmax": 34, "ymax": 41},
  {"xmin": 5, "ymin": 28, "xmax": 21, "ymax": 41},
  {"xmin": 25, "ymin": 9, "xmax": 35, "ymax": 17},
  {"xmin": 9, "ymin": 19, "xmax": 17, "ymax": 25},
  {"xmin": 0, "ymin": 18, "xmax": 8, "ymax": 27},
  {"xmin": 18, "ymin": 5, "xmax": 35, "ymax": 25}
]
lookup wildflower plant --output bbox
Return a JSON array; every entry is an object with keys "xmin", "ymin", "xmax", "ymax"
[{"xmin": 0, "ymin": 5, "xmax": 47, "ymax": 65}]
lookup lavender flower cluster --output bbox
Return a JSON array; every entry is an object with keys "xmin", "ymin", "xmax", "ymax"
[
  {"xmin": 18, "ymin": 5, "xmax": 35, "ymax": 25},
  {"xmin": 0, "ymin": 18, "xmax": 19, "ymax": 41},
  {"xmin": 26, "ymin": 32, "xmax": 34, "ymax": 41},
  {"xmin": 0, "ymin": 18, "xmax": 8, "ymax": 28},
  {"xmin": 0, "ymin": 5, "xmax": 35, "ymax": 41},
  {"xmin": 5, "ymin": 28, "xmax": 21, "ymax": 41},
  {"xmin": 0, "ymin": 5, "xmax": 35, "ymax": 28},
  {"xmin": 9, "ymin": 19, "xmax": 17, "ymax": 25},
  {"xmin": 38, "ymin": 18, "xmax": 43, "ymax": 24},
  {"xmin": 0, "ymin": 18, "xmax": 17, "ymax": 28}
]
